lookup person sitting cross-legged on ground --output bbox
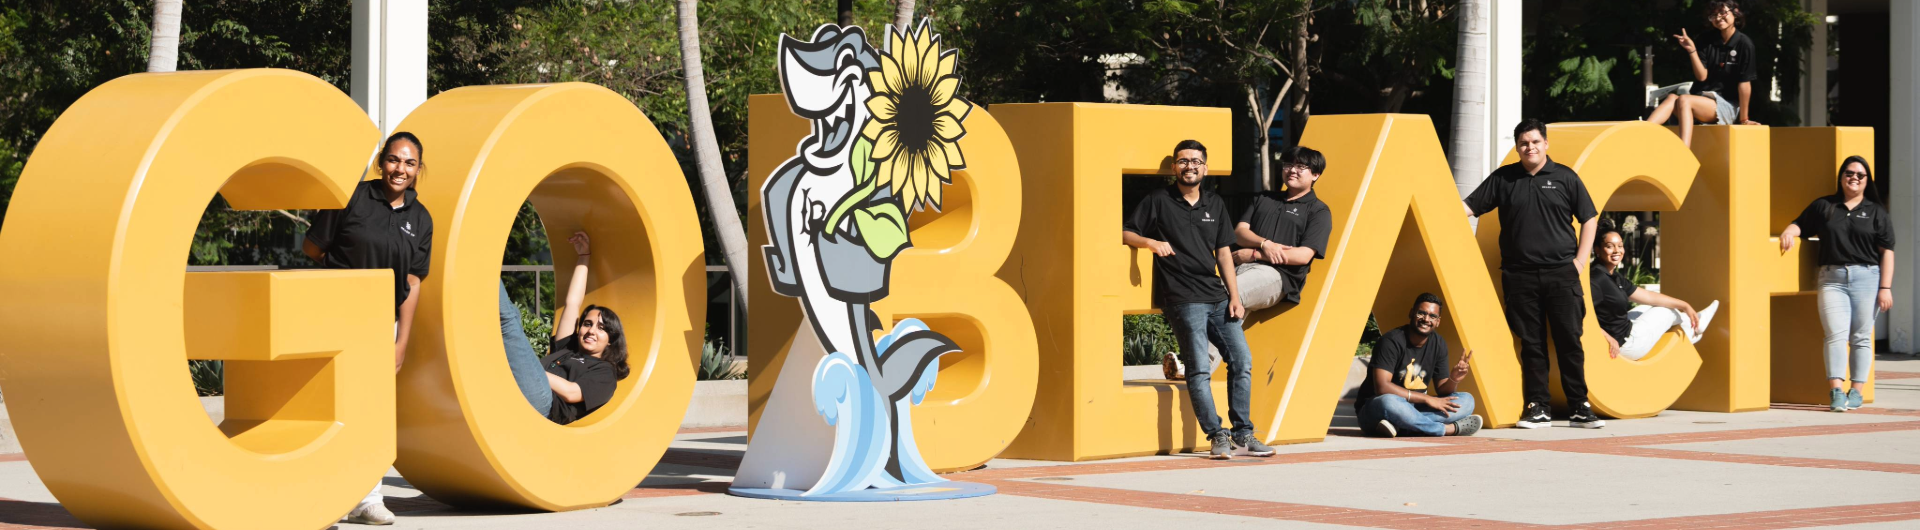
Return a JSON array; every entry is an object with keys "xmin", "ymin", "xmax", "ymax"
[
  {"xmin": 1123, "ymin": 139, "xmax": 1275, "ymax": 460},
  {"xmin": 1355, "ymin": 293, "xmax": 1483, "ymax": 438}
]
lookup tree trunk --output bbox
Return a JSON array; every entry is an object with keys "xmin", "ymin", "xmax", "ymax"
[
  {"xmin": 1286, "ymin": 0, "xmax": 1313, "ymax": 147},
  {"xmin": 677, "ymin": 0, "xmax": 753, "ymax": 313},
  {"xmin": 148, "ymin": 0, "xmax": 183, "ymax": 72},
  {"xmin": 839, "ymin": 0, "xmax": 854, "ymax": 27},
  {"xmin": 895, "ymin": 0, "xmax": 916, "ymax": 33},
  {"xmin": 1448, "ymin": 0, "xmax": 1489, "ymax": 200}
]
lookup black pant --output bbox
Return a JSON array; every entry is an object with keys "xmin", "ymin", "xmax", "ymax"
[{"xmin": 1502, "ymin": 264, "xmax": 1588, "ymax": 406}]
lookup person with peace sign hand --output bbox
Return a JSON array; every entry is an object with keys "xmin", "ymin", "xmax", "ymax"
[
  {"xmin": 1644, "ymin": 1, "xmax": 1759, "ymax": 147},
  {"xmin": 1353, "ymin": 293, "xmax": 1485, "ymax": 438}
]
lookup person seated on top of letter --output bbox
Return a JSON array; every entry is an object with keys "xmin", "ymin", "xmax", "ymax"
[
  {"xmin": 1354, "ymin": 293, "xmax": 1483, "ymax": 438},
  {"xmin": 1231, "ymin": 145, "xmax": 1333, "ymax": 312},
  {"xmin": 1123, "ymin": 139, "xmax": 1275, "ymax": 460},
  {"xmin": 1590, "ymin": 225, "xmax": 1718, "ymax": 361},
  {"xmin": 539, "ymin": 231, "xmax": 631, "ymax": 425},
  {"xmin": 1643, "ymin": 0, "xmax": 1759, "ymax": 147}
]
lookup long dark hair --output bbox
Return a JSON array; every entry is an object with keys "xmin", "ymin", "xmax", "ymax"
[
  {"xmin": 376, "ymin": 131, "xmax": 424, "ymax": 188},
  {"xmin": 573, "ymin": 305, "xmax": 631, "ymax": 380},
  {"xmin": 1833, "ymin": 155, "xmax": 1878, "ymax": 204}
]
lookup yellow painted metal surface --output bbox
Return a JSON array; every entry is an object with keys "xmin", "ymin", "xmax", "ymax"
[
  {"xmin": 392, "ymin": 83, "xmax": 704, "ymax": 510},
  {"xmin": 1769, "ymin": 127, "xmax": 1877, "ymax": 406},
  {"xmin": 1665, "ymin": 125, "xmax": 1774, "ymax": 412},
  {"xmin": 0, "ymin": 70, "xmax": 393, "ymax": 529},
  {"xmin": 746, "ymin": 95, "xmax": 1039, "ymax": 472},
  {"xmin": 1482, "ymin": 122, "xmax": 1704, "ymax": 418}
]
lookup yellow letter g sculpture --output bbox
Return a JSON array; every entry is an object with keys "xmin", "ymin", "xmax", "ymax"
[{"xmin": 0, "ymin": 70, "xmax": 393, "ymax": 529}]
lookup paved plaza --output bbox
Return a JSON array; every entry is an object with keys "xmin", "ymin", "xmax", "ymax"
[{"xmin": 2, "ymin": 357, "xmax": 1919, "ymax": 529}]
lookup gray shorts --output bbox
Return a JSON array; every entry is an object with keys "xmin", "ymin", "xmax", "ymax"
[
  {"xmin": 1234, "ymin": 262, "xmax": 1289, "ymax": 312},
  {"xmin": 1701, "ymin": 91, "xmax": 1737, "ymax": 125}
]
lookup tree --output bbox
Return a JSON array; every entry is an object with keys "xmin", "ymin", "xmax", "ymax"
[
  {"xmin": 1449, "ymin": 0, "xmax": 1486, "ymax": 199},
  {"xmin": 894, "ymin": 0, "xmax": 914, "ymax": 32},
  {"xmin": 678, "ymin": 0, "xmax": 752, "ymax": 313},
  {"xmin": 148, "ymin": 0, "xmax": 182, "ymax": 72}
]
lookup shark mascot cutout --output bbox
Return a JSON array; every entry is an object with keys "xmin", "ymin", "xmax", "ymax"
[{"xmin": 729, "ymin": 20, "xmax": 994, "ymax": 501}]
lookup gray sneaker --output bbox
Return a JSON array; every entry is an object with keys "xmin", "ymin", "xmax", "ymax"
[
  {"xmin": 1234, "ymin": 434, "xmax": 1276, "ymax": 457},
  {"xmin": 1831, "ymin": 388, "xmax": 1849, "ymax": 412},
  {"xmin": 1208, "ymin": 432, "xmax": 1233, "ymax": 460},
  {"xmin": 1452, "ymin": 415, "xmax": 1483, "ymax": 437}
]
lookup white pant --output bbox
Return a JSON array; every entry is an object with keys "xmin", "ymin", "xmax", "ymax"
[
  {"xmin": 363, "ymin": 479, "xmax": 385, "ymax": 506},
  {"xmin": 1618, "ymin": 300, "xmax": 1719, "ymax": 361}
]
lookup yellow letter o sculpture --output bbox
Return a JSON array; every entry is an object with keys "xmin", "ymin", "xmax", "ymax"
[
  {"xmin": 0, "ymin": 70, "xmax": 394, "ymax": 529},
  {"xmin": 391, "ymin": 82, "xmax": 704, "ymax": 510}
]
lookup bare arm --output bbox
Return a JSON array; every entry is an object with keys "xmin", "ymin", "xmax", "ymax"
[
  {"xmin": 1880, "ymin": 248, "xmax": 1896, "ymax": 313},
  {"xmin": 1463, "ymin": 201, "xmax": 1476, "ymax": 219},
  {"xmin": 1780, "ymin": 223, "xmax": 1802, "ymax": 252},
  {"xmin": 1123, "ymin": 231, "xmax": 1174, "ymax": 257},
  {"xmin": 1737, "ymin": 82, "xmax": 1754, "ymax": 123},
  {"xmin": 302, "ymin": 239, "xmax": 324, "ymax": 263},
  {"xmin": 395, "ymin": 274, "xmax": 421, "ymax": 372},
  {"xmin": 1436, "ymin": 349, "xmax": 1473, "ymax": 396},
  {"xmin": 1234, "ymin": 222, "xmax": 1264, "ymax": 248},
  {"xmin": 1218, "ymin": 247, "xmax": 1244, "ymax": 320},
  {"xmin": 555, "ymin": 231, "xmax": 592, "ymax": 340},
  {"xmin": 1574, "ymin": 216, "xmax": 1600, "ymax": 266},
  {"xmin": 546, "ymin": 372, "xmax": 583, "ymax": 403}
]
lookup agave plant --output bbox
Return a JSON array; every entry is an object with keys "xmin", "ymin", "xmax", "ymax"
[
  {"xmin": 697, "ymin": 338, "xmax": 743, "ymax": 381},
  {"xmin": 188, "ymin": 360, "xmax": 223, "ymax": 396}
]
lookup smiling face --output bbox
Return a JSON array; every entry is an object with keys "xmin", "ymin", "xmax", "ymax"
[
  {"xmin": 379, "ymin": 139, "xmax": 421, "ymax": 196},
  {"xmin": 576, "ymin": 309, "xmax": 611, "ymax": 357},
  {"xmin": 1174, "ymin": 148, "xmax": 1207, "ymax": 188},
  {"xmin": 1602, "ymin": 232, "xmax": 1626, "ymax": 269},
  {"xmin": 1840, "ymin": 161, "xmax": 1870, "ymax": 198},
  {"xmin": 1410, "ymin": 301, "xmax": 1442, "ymax": 335},
  {"xmin": 1281, "ymin": 162, "xmax": 1319, "ymax": 192},
  {"xmin": 1707, "ymin": 4, "xmax": 1735, "ymax": 31},
  {"xmin": 1515, "ymin": 129, "xmax": 1548, "ymax": 169}
]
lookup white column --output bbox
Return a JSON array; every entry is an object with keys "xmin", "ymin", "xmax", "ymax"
[
  {"xmin": 1804, "ymin": 0, "xmax": 1829, "ymax": 127},
  {"xmin": 1890, "ymin": 1, "xmax": 1919, "ymax": 350},
  {"xmin": 351, "ymin": 0, "xmax": 429, "ymax": 135},
  {"xmin": 1487, "ymin": 0, "xmax": 1523, "ymax": 170}
]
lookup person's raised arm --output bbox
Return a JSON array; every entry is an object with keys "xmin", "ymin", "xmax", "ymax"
[
  {"xmin": 554, "ymin": 231, "xmax": 592, "ymax": 340},
  {"xmin": 546, "ymin": 372, "xmax": 582, "ymax": 403},
  {"xmin": 1437, "ymin": 350, "xmax": 1473, "ymax": 396},
  {"xmin": 395, "ymin": 274, "xmax": 421, "ymax": 372},
  {"xmin": 1679, "ymin": 29, "xmax": 1707, "ymax": 81}
]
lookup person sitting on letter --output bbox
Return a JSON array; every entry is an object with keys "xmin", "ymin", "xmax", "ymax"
[
  {"xmin": 1354, "ymin": 293, "xmax": 1483, "ymax": 438},
  {"xmin": 539, "ymin": 231, "xmax": 632, "ymax": 425},
  {"xmin": 1231, "ymin": 145, "xmax": 1333, "ymax": 312},
  {"xmin": 1590, "ymin": 225, "xmax": 1718, "ymax": 361}
]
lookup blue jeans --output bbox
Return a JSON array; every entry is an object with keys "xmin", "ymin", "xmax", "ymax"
[
  {"xmin": 1164, "ymin": 300, "xmax": 1255, "ymax": 439},
  {"xmin": 1359, "ymin": 392, "xmax": 1475, "ymax": 437},
  {"xmin": 1817, "ymin": 265, "xmax": 1878, "ymax": 383},
  {"xmin": 501, "ymin": 283, "xmax": 553, "ymax": 414}
]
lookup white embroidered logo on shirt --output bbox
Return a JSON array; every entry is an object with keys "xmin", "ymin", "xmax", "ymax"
[{"xmin": 401, "ymin": 221, "xmax": 416, "ymax": 237}]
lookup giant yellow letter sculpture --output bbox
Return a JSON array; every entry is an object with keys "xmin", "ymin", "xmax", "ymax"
[
  {"xmin": 392, "ymin": 82, "xmax": 705, "ymax": 510},
  {"xmin": 0, "ymin": 70, "xmax": 393, "ymax": 529}
]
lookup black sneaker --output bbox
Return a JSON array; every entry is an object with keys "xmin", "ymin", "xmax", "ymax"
[
  {"xmin": 1515, "ymin": 402, "xmax": 1552, "ymax": 429},
  {"xmin": 1233, "ymin": 434, "xmax": 1276, "ymax": 457},
  {"xmin": 1452, "ymin": 415, "xmax": 1483, "ymax": 437},
  {"xmin": 1208, "ymin": 432, "xmax": 1233, "ymax": 460},
  {"xmin": 1569, "ymin": 402, "xmax": 1606, "ymax": 429}
]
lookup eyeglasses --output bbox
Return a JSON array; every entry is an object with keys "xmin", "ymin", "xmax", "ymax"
[
  {"xmin": 1841, "ymin": 170, "xmax": 1869, "ymax": 180},
  {"xmin": 1175, "ymin": 158, "xmax": 1207, "ymax": 167},
  {"xmin": 1282, "ymin": 163, "xmax": 1312, "ymax": 174},
  {"xmin": 1709, "ymin": 9, "xmax": 1733, "ymax": 20}
]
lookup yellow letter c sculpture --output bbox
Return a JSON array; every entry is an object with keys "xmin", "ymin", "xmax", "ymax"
[
  {"xmin": 391, "ymin": 82, "xmax": 704, "ymax": 510},
  {"xmin": 0, "ymin": 70, "xmax": 394, "ymax": 529}
]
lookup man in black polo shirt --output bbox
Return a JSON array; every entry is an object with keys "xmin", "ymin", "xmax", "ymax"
[
  {"xmin": 1462, "ymin": 119, "xmax": 1604, "ymax": 429},
  {"xmin": 1124, "ymin": 139, "xmax": 1274, "ymax": 460},
  {"xmin": 1232, "ymin": 145, "xmax": 1333, "ymax": 310}
]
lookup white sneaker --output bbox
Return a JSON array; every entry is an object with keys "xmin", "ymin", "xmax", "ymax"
[
  {"xmin": 344, "ymin": 501, "xmax": 395, "ymax": 525},
  {"xmin": 1377, "ymin": 419, "xmax": 1398, "ymax": 438}
]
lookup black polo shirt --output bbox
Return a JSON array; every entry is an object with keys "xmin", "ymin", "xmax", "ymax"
[
  {"xmin": 1236, "ymin": 189, "xmax": 1333, "ymax": 304},
  {"xmin": 1793, "ymin": 195, "xmax": 1896, "ymax": 267},
  {"xmin": 1693, "ymin": 31, "xmax": 1756, "ymax": 97},
  {"xmin": 306, "ymin": 180, "xmax": 434, "ymax": 314},
  {"xmin": 1355, "ymin": 326, "xmax": 1449, "ymax": 414},
  {"xmin": 542, "ymin": 337, "xmax": 618, "ymax": 425},
  {"xmin": 1125, "ymin": 185, "xmax": 1234, "ymax": 308},
  {"xmin": 1464, "ymin": 158, "xmax": 1597, "ymax": 272},
  {"xmin": 1590, "ymin": 261, "xmax": 1639, "ymax": 343}
]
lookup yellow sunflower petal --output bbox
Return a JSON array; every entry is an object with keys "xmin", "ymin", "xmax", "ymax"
[
  {"xmin": 940, "ymin": 135, "xmax": 966, "ymax": 169},
  {"xmin": 936, "ymin": 50, "xmax": 958, "ymax": 79},
  {"xmin": 916, "ymin": 38, "xmax": 940, "ymax": 87},
  {"xmin": 928, "ymin": 170, "xmax": 944, "ymax": 208},
  {"xmin": 925, "ymin": 138, "xmax": 951, "ymax": 178},
  {"xmin": 896, "ymin": 40, "xmax": 922, "ymax": 84},
  {"xmin": 890, "ymin": 26, "xmax": 907, "ymax": 57},
  {"xmin": 888, "ymin": 149, "xmax": 915, "ymax": 194},
  {"xmin": 931, "ymin": 114, "xmax": 965, "ymax": 141},
  {"xmin": 873, "ymin": 158, "xmax": 896, "ymax": 187},
  {"xmin": 860, "ymin": 115, "xmax": 888, "ymax": 141},
  {"xmin": 867, "ymin": 69, "xmax": 891, "ymax": 95},
  {"xmin": 879, "ymin": 54, "xmax": 905, "ymax": 96},
  {"xmin": 939, "ymin": 96, "xmax": 973, "ymax": 122},
  {"xmin": 873, "ymin": 128, "xmax": 901, "ymax": 162},
  {"xmin": 866, "ymin": 94, "xmax": 898, "ymax": 122},
  {"xmin": 929, "ymin": 76, "xmax": 959, "ymax": 107}
]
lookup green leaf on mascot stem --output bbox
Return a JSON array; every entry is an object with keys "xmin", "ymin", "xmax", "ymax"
[
  {"xmin": 823, "ymin": 137, "xmax": 879, "ymax": 235},
  {"xmin": 852, "ymin": 201, "xmax": 911, "ymax": 260},
  {"xmin": 851, "ymin": 135, "xmax": 876, "ymax": 186}
]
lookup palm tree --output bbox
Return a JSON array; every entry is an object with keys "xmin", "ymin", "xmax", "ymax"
[
  {"xmin": 676, "ymin": 0, "xmax": 752, "ymax": 312},
  {"xmin": 1448, "ymin": 0, "xmax": 1489, "ymax": 200},
  {"xmin": 895, "ymin": 0, "xmax": 915, "ymax": 32},
  {"xmin": 839, "ymin": 0, "xmax": 854, "ymax": 26},
  {"xmin": 148, "ymin": 0, "xmax": 182, "ymax": 72}
]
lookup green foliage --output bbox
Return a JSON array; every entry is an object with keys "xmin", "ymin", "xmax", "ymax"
[
  {"xmin": 1123, "ymin": 314, "xmax": 1179, "ymax": 366},
  {"xmin": 188, "ymin": 360, "xmax": 223, "ymax": 397},
  {"xmin": 698, "ymin": 338, "xmax": 744, "ymax": 381},
  {"xmin": 1357, "ymin": 312, "xmax": 1381, "ymax": 357}
]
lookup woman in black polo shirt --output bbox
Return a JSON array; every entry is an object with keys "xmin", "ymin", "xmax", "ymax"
[
  {"xmin": 1589, "ymin": 226, "xmax": 1717, "ymax": 361},
  {"xmin": 1781, "ymin": 156, "xmax": 1894, "ymax": 413},
  {"xmin": 1644, "ymin": 0, "xmax": 1758, "ymax": 147},
  {"xmin": 303, "ymin": 131, "xmax": 433, "ymax": 526},
  {"xmin": 540, "ymin": 231, "xmax": 628, "ymax": 425}
]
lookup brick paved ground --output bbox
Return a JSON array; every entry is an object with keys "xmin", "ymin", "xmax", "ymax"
[{"xmin": 1, "ymin": 355, "xmax": 1917, "ymax": 529}]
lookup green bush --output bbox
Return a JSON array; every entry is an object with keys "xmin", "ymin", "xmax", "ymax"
[
  {"xmin": 188, "ymin": 360, "xmax": 223, "ymax": 397},
  {"xmin": 1123, "ymin": 314, "xmax": 1179, "ymax": 366}
]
